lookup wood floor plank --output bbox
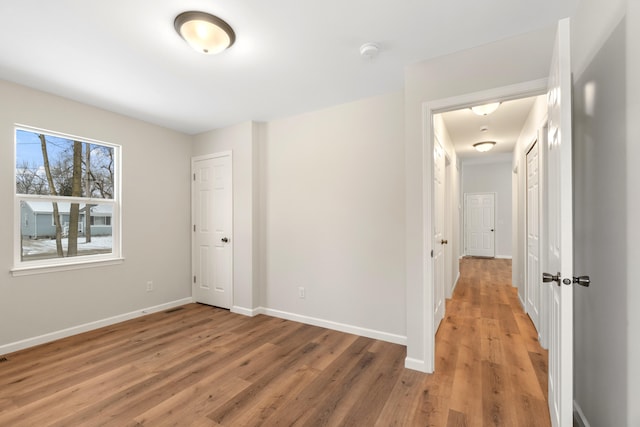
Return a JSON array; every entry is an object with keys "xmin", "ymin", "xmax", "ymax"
[
  {"xmin": 0, "ymin": 258, "xmax": 551, "ymax": 426},
  {"xmin": 446, "ymin": 408, "xmax": 469, "ymax": 427}
]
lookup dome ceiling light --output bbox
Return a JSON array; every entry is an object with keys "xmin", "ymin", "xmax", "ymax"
[
  {"xmin": 470, "ymin": 102, "xmax": 501, "ymax": 116},
  {"xmin": 174, "ymin": 11, "xmax": 235, "ymax": 55},
  {"xmin": 473, "ymin": 141, "xmax": 496, "ymax": 152}
]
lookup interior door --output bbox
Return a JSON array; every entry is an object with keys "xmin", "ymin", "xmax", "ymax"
[
  {"xmin": 465, "ymin": 193, "xmax": 495, "ymax": 257},
  {"xmin": 544, "ymin": 18, "xmax": 573, "ymax": 427},
  {"xmin": 192, "ymin": 153, "xmax": 233, "ymax": 309},
  {"xmin": 526, "ymin": 141, "xmax": 542, "ymax": 336},
  {"xmin": 433, "ymin": 137, "xmax": 446, "ymax": 331}
]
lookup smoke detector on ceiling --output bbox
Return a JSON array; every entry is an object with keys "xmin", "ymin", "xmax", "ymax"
[{"xmin": 360, "ymin": 43, "xmax": 380, "ymax": 59}]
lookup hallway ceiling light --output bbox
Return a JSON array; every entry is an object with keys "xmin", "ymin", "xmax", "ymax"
[
  {"xmin": 470, "ymin": 102, "xmax": 501, "ymax": 116},
  {"xmin": 175, "ymin": 11, "xmax": 235, "ymax": 54},
  {"xmin": 473, "ymin": 141, "xmax": 496, "ymax": 152}
]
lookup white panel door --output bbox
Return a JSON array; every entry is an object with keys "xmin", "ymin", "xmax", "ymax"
[
  {"xmin": 465, "ymin": 193, "xmax": 495, "ymax": 257},
  {"xmin": 526, "ymin": 141, "xmax": 542, "ymax": 336},
  {"xmin": 433, "ymin": 137, "xmax": 446, "ymax": 331},
  {"xmin": 544, "ymin": 19, "xmax": 573, "ymax": 427},
  {"xmin": 192, "ymin": 153, "xmax": 233, "ymax": 309}
]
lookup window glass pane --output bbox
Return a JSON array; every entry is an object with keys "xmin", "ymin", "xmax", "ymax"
[
  {"xmin": 20, "ymin": 201, "xmax": 113, "ymax": 261},
  {"xmin": 16, "ymin": 129, "xmax": 114, "ymax": 200}
]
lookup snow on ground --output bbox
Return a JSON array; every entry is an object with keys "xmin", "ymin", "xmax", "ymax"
[{"xmin": 22, "ymin": 236, "xmax": 112, "ymax": 256}]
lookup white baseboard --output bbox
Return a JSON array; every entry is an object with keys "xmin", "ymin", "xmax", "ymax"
[
  {"xmin": 574, "ymin": 401, "xmax": 591, "ymax": 427},
  {"xmin": 230, "ymin": 305, "xmax": 261, "ymax": 317},
  {"xmin": 256, "ymin": 307, "xmax": 407, "ymax": 346},
  {"xmin": 518, "ymin": 292, "xmax": 525, "ymax": 310},
  {"xmin": 495, "ymin": 255, "xmax": 513, "ymax": 259},
  {"xmin": 0, "ymin": 297, "xmax": 194, "ymax": 355},
  {"xmin": 452, "ymin": 271, "xmax": 461, "ymax": 294},
  {"xmin": 404, "ymin": 357, "xmax": 432, "ymax": 373}
]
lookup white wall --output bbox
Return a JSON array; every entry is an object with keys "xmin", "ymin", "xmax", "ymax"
[
  {"xmin": 0, "ymin": 80, "xmax": 192, "ymax": 351},
  {"xmin": 571, "ymin": 0, "xmax": 634, "ymax": 424},
  {"xmin": 192, "ymin": 122, "xmax": 260, "ymax": 314},
  {"xmin": 260, "ymin": 91, "xmax": 406, "ymax": 342},
  {"xmin": 627, "ymin": 3, "xmax": 640, "ymax": 426},
  {"xmin": 461, "ymin": 158, "xmax": 513, "ymax": 258}
]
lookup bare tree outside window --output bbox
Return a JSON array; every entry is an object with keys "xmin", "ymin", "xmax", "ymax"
[{"xmin": 15, "ymin": 128, "xmax": 118, "ymax": 264}]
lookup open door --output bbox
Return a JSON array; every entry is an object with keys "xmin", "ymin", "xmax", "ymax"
[
  {"xmin": 433, "ymin": 135, "xmax": 446, "ymax": 331},
  {"xmin": 543, "ymin": 18, "xmax": 573, "ymax": 427}
]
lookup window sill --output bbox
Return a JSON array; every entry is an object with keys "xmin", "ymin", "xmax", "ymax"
[{"xmin": 11, "ymin": 257, "xmax": 125, "ymax": 277}]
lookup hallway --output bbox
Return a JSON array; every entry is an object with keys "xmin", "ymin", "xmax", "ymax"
[{"xmin": 425, "ymin": 257, "xmax": 550, "ymax": 426}]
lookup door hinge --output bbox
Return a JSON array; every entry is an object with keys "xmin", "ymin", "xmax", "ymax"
[
  {"xmin": 193, "ymin": 173, "xmax": 196, "ymax": 181},
  {"xmin": 193, "ymin": 275, "xmax": 196, "ymax": 283},
  {"xmin": 430, "ymin": 250, "xmax": 434, "ymax": 258},
  {"xmin": 193, "ymin": 224, "xmax": 196, "ymax": 232}
]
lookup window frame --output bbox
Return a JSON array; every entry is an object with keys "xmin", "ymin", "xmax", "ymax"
[{"xmin": 12, "ymin": 125, "xmax": 123, "ymax": 276}]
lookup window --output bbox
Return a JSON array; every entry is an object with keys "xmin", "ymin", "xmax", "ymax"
[{"xmin": 13, "ymin": 126, "xmax": 121, "ymax": 274}]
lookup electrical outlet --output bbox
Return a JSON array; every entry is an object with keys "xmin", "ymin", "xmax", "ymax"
[
  {"xmin": 146, "ymin": 281, "xmax": 153, "ymax": 292},
  {"xmin": 298, "ymin": 286, "xmax": 305, "ymax": 299}
]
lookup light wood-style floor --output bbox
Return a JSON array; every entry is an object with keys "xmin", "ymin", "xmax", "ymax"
[{"xmin": 0, "ymin": 258, "xmax": 549, "ymax": 426}]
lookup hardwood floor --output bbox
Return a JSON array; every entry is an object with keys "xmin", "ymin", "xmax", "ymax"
[{"xmin": 0, "ymin": 258, "xmax": 549, "ymax": 426}]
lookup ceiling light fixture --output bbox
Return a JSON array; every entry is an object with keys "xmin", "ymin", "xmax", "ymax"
[
  {"xmin": 473, "ymin": 141, "xmax": 496, "ymax": 152},
  {"xmin": 175, "ymin": 11, "xmax": 235, "ymax": 55},
  {"xmin": 470, "ymin": 102, "xmax": 501, "ymax": 116}
]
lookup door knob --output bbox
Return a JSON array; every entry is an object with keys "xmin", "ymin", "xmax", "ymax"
[
  {"xmin": 573, "ymin": 276, "xmax": 591, "ymax": 287},
  {"xmin": 542, "ymin": 272, "xmax": 561, "ymax": 285},
  {"xmin": 221, "ymin": 237, "xmax": 229, "ymax": 243},
  {"xmin": 441, "ymin": 239, "xmax": 448, "ymax": 245}
]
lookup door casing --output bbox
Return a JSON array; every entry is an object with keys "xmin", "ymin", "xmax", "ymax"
[{"xmin": 410, "ymin": 78, "xmax": 548, "ymax": 374}]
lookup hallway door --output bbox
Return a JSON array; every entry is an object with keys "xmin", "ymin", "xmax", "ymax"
[
  {"xmin": 433, "ymin": 136, "xmax": 446, "ymax": 331},
  {"xmin": 465, "ymin": 193, "xmax": 495, "ymax": 257},
  {"xmin": 192, "ymin": 152, "xmax": 233, "ymax": 309},
  {"xmin": 526, "ymin": 141, "xmax": 542, "ymax": 337},
  {"xmin": 544, "ymin": 19, "xmax": 573, "ymax": 427}
]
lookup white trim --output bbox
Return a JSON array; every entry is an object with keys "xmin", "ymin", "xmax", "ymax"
[
  {"xmin": 13, "ymin": 125, "xmax": 122, "ymax": 273},
  {"xmin": 451, "ymin": 271, "xmax": 461, "ymax": 294},
  {"xmin": 404, "ymin": 357, "xmax": 429, "ymax": 372},
  {"xmin": 573, "ymin": 401, "xmax": 591, "ymax": 427},
  {"xmin": 518, "ymin": 292, "xmax": 526, "ymax": 310},
  {"xmin": 0, "ymin": 297, "xmax": 193, "ymax": 355},
  {"xmin": 11, "ymin": 257, "xmax": 125, "ymax": 277},
  {"xmin": 230, "ymin": 305, "xmax": 261, "ymax": 317},
  {"xmin": 419, "ymin": 78, "xmax": 549, "ymax": 375},
  {"xmin": 258, "ymin": 307, "xmax": 407, "ymax": 346},
  {"xmin": 495, "ymin": 255, "xmax": 513, "ymax": 259}
]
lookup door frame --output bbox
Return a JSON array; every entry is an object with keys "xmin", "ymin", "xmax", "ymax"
[
  {"xmin": 414, "ymin": 78, "xmax": 547, "ymax": 373},
  {"xmin": 191, "ymin": 151, "xmax": 234, "ymax": 308}
]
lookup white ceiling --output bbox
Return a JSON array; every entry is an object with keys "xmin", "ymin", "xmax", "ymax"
[
  {"xmin": 440, "ymin": 96, "xmax": 544, "ymax": 160},
  {"xmin": 0, "ymin": 0, "xmax": 577, "ymax": 135}
]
